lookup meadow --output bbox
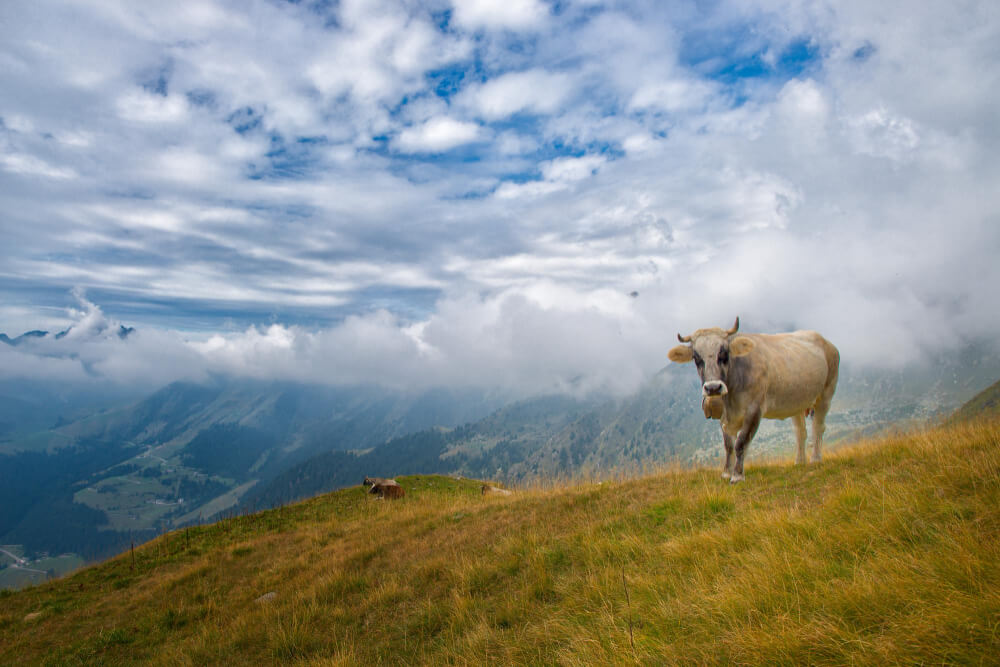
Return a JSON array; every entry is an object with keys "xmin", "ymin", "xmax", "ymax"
[{"xmin": 1, "ymin": 418, "xmax": 998, "ymax": 665}]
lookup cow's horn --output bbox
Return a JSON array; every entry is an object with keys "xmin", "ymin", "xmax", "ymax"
[
  {"xmin": 726, "ymin": 317, "xmax": 740, "ymax": 336},
  {"xmin": 677, "ymin": 333, "xmax": 692, "ymax": 343}
]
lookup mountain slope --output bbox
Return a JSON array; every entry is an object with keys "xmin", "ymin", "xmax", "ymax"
[
  {"xmin": 3, "ymin": 346, "xmax": 997, "ymax": 570},
  {"xmin": 0, "ymin": 380, "xmax": 507, "ymax": 562},
  {"xmin": 949, "ymin": 378, "xmax": 1000, "ymax": 423},
  {"xmin": 3, "ymin": 419, "xmax": 998, "ymax": 665},
  {"xmin": 251, "ymin": 359, "xmax": 1000, "ymax": 509}
]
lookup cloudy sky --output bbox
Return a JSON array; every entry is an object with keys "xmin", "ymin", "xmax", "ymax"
[{"xmin": 1, "ymin": 0, "xmax": 998, "ymax": 394}]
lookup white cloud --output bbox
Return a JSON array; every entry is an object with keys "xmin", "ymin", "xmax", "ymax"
[
  {"xmin": 844, "ymin": 107, "xmax": 920, "ymax": 162},
  {"xmin": 541, "ymin": 155, "xmax": 605, "ymax": 182},
  {"xmin": 395, "ymin": 116, "xmax": 485, "ymax": 153},
  {"xmin": 306, "ymin": 2, "xmax": 470, "ymax": 108},
  {"xmin": 154, "ymin": 147, "xmax": 231, "ymax": 186},
  {"xmin": 0, "ymin": 343, "xmax": 93, "ymax": 384},
  {"xmin": 1, "ymin": 0, "xmax": 999, "ymax": 399},
  {"xmin": 461, "ymin": 69, "xmax": 573, "ymax": 120},
  {"xmin": 53, "ymin": 130, "xmax": 94, "ymax": 148},
  {"xmin": 494, "ymin": 179, "xmax": 565, "ymax": 199},
  {"xmin": 0, "ymin": 153, "xmax": 77, "ymax": 179},
  {"xmin": 450, "ymin": 0, "xmax": 549, "ymax": 31},
  {"xmin": 0, "ymin": 287, "xmax": 656, "ymax": 396},
  {"xmin": 628, "ymin": 79, "xmax": 716, "ymax": 113},
  {"xmin": 495, "ymin": 130, "xmax": 538, "ymax": 155},
  {"xmin": 494, "ymin": 154, "xmax": 604, "ymax": 199},
  {"xmin": 622, "ymin": 133, "xmax": 657, "ymax": 155},
  {"xmin": 3, "ymin": 114, "xmax": 36, "ymax": 133},
  {"xmin": 116, "ymin": 90, "xmax": 189, "ymax": 123},
  {"xmin": 777, "ymin": 78, "xmax": 828, "ymax": 117}
]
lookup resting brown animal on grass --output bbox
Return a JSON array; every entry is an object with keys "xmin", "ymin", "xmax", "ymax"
[{"xmin": 363, "ymin": 477, "xmax": 405, "ymax": 499}]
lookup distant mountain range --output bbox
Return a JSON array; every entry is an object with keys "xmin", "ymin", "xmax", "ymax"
[
  {"xmin": 0, "ymin": 377, "xmax": 510, "ymax": 562},
  {"xmin": 247, "ymin": 346, "xmax": 1000, "ymax": 509},
  {"xmin": 0, "ymin": 325, "xmax": 134, "ymax": 346},
  {"xmin": 1, "ymin": 328, "xmax": 998, "ymax": 575},
  {"xmin": 0, "ymin": 330, "xmax": 50, "ymax": 345}
]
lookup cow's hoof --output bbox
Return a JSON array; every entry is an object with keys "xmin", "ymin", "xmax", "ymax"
[
  {"xmin": 721, "ymin": 472, "xmax": 731, "ymax": 480},
  {"xmin": 729, "ymin": 474, "xmax": 744, "ymax": 484}
]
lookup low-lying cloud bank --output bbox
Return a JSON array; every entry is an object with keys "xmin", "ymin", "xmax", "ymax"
[{"xmin": 3, "ymin": 281, "xmax": 997, "ymax": 399}]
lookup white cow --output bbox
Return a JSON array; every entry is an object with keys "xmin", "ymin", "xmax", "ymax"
[{"xmin": 667, "ymin": 317, "xmax": 839, "ymax": 483}]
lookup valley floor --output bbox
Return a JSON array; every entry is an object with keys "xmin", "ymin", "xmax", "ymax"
[{"xmin": 1, "ymin": 418, "xmax": 999, "ymax": 665}]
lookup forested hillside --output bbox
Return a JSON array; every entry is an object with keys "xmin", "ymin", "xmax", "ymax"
[{"xmin": 0, "ymin": 380, "xmax": 506, "ymax": 564}]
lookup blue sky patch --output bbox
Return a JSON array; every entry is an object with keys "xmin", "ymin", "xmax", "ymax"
[
  {"xmin": 777, "ymin": 38, "xmax": 820, "ymax": 77},
  {"xmin": 426, "ymin": 64, "xmax": 469, "ymax": 99},
  {"xmin": 853, "ymin": 42, "xmax": 876, "ymax": 62},
  {"xmin": 139, "ymin": 61, "xmax": 173, "ymax": 96},
  {"xmin": 186, "ymin": 89, "xmax": 217, "ymax": 109},
  {"xmin": 228, "ymin": 107, "xmax": 262, "ymax": 135},
  {"xmin": 705, "ymin": 37, "xmax": 820, "ymax": 85}
]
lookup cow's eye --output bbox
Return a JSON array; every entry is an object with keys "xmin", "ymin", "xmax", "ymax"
[
  {"xmin": 693, "ymin": 353, "xmax": 703, "ymax": 367},
  {"xmin": 718, "ymin": 349, "xmax": 729, "ymax": 364}
]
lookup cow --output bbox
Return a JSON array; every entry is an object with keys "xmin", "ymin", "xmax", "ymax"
[
  {"xmin": 481, "ymin": 484, "xmax": 513, "ymax": 496},
  {"xmin": 667, "ymin": 317, "xmax": 839, "ymax": 483},
  {"xmin": 363, "ymin": 477, "xmax": 406, "ymax": 499}
]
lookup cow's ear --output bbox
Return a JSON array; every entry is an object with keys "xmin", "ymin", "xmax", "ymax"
[
  {"xmin": 730, "ymin": 336, "xmax": 755, "ymax": 357},
  {"xmin": 668, "ymin": 345, "xmax": 694, "ymax": 363}
]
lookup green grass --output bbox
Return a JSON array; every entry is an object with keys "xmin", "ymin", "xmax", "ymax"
[
  {"xmin": 949, "ymin": 378, "xmax": 1000, "ymax": 424},
  {"xmin": 1, "ymin": 422, "xmax": 998, "ymax": 665},
  {"xmin": 0, "ymin": 554, "xmax": 85, "ymax": 591},
  {"xmin": 74, "ymin": 475, "xmax": 180, "ymax": 532}
]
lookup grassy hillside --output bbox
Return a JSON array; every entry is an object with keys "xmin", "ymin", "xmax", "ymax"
[
  {"xmin": 949, "ymin": 378, "xmax": 1000, "ymax": 423},
  {"xmin": 2, "ymin": 420, "xmax": 999, "ymax": 665},
  {"xmin": 0, "ymin": 380, "xmax": 508, "ymax": 565}
]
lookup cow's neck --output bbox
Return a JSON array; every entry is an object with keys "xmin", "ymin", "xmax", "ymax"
[{"xmin": 724, "ymin": 355, "xmax": 752, "ymax": 394}]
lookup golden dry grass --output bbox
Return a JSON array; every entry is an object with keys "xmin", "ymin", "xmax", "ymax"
[{"xmin": 1, "ymin": 421, "xmax": 999, "ymax": 665}]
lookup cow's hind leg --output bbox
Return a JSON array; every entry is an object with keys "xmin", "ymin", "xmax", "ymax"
[
  {"xmin": 811, "ymin": 406, "xmax": 827, "ymax": 462},
  {"xmin": 792, "ymin": 413, "xmax": 807, "ymax": 465},
  {"xmin": 721, "ymin": 430, "xmax": 734, "ymax": 479},
  {"xmin": 810, "ymin": 373, "xmax": 838, "ymax": 463}
]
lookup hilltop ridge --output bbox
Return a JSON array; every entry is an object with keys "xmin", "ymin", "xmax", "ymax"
[{"xmin": 2, "ymin": 416, "xmax": 998, "ymax": 664}]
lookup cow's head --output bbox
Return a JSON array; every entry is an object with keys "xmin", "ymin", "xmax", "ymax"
[{"xmin": 667, "ymin": 317, "xmax": 755, "ymax": 397}]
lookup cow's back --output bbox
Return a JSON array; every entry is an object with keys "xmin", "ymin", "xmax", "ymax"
[{"xmin": 748, "ymin": 330, "xmax": 838, "ymax": 419}]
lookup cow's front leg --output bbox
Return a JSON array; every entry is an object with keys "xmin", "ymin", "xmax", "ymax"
[
  {"xmin": 730, "ymin": 409, "xmax": 761, "ymax": 484},
  {"xmin": 721, "ymin": 430, "xmax": 734, "ymax": 479}
]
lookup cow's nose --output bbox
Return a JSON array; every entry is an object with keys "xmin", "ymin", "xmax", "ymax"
[{"xmin": 703, "ymin": 381, "xmax": 725, "ymax": 396}]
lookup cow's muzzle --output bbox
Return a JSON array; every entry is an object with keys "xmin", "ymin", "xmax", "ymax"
[{"xmin": 702, "ymin": 381, "xmax": 728, "ymax": 397}]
